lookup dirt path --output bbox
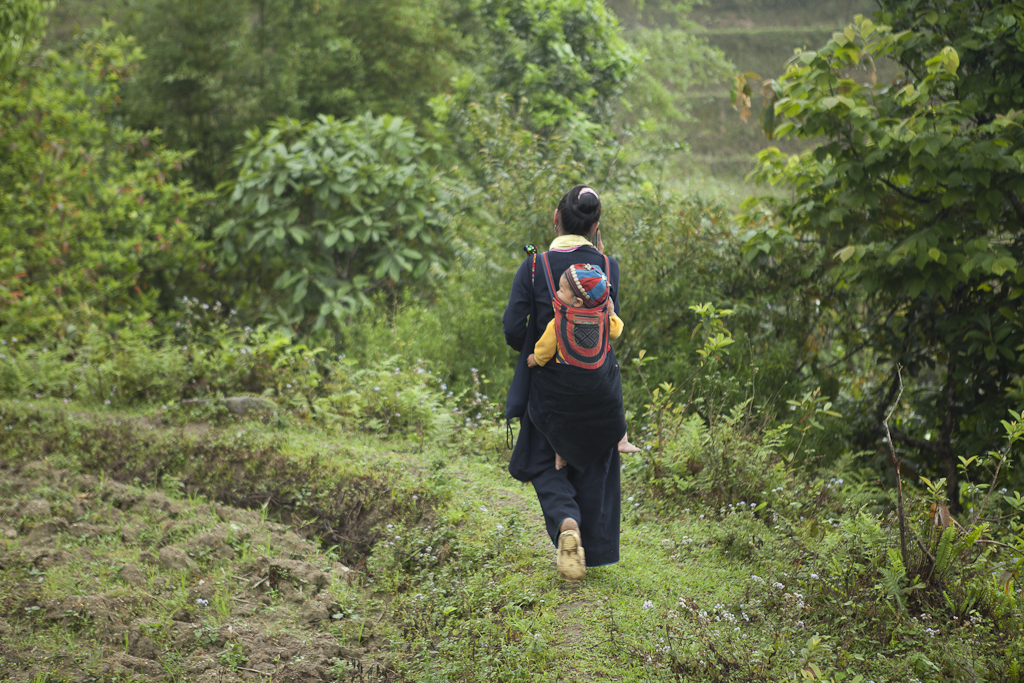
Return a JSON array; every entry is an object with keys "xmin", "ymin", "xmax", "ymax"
[{"xmin": 451, "ymin": 460, "xmax": 619, "ymax": 682}]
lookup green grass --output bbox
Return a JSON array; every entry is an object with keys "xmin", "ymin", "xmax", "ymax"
[{"xmin": 1, "ymin": 398, "xmax": 1021, "ymax": 682}]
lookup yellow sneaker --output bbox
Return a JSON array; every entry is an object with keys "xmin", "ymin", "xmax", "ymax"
[{"xmin": 556, "ymin": 529, "xmax": 586, "ymax": 581}]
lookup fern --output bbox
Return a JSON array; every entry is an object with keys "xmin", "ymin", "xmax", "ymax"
[
  {"xmin": 934, "ymin": 525, "xmax": 957, "ymax": 577},
  {"xmin": 881, "ymin": 547, "xmax": 908, "ymax": 614},
  {"xmin": 953, "ymin": 523, "xmax": 987, "ymax": 559}
]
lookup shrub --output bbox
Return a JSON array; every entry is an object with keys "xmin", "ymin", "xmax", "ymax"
[
  {"xmin": 626, "ymin": 406, "xmax": 788, "ymax": 511},
  {"xmin": 0, "ymin": 24, "xmax": 210, "ymax": 342},
  {"xmin": 215, "ymin": 113, "xmax": 465, "ymax": 333}
]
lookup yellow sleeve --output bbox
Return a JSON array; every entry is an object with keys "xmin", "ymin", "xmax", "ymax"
[
  {"xmin": 533, "ymin": 319, "xmax": 558, "ymax": 366},
  {"xmin": 609, "ymin": 312, "xmax": 624, "ymax": 340}
]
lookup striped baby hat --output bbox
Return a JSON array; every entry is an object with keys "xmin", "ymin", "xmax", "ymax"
[{"xmin": 565, "ymin": 263, "xmax": 608, "ymax": 308}]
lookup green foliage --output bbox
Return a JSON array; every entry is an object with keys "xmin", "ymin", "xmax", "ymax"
[
  {"xmin": 0, "ymin": 317, "xmax": 328, "ymax": 408},
  {"xmin": 469, "ymin": 0, "xmax": 641, "ymax": 133},
  {"xmin": 605, "ymin": 192, "xmax": 757, "ymax": 396},
  {"xmin": 0, "ymin": 312, "xmax": 468, "ymax": 449},
  {"xmin": 218, "ymin": 642, "xmax": 249, "ymax": 670},
  {"xmin": 0, "ymin": 24, "xmax": 210, "ymax": 342},
  {"xmin": 109, "ymin": 0, "xmax": 470, "ymax": 187},
  {"xmin": 616, "ymin": 5, "xmax": 733, "ymax": 152},
  {"xmin": 355, "ymin": 98, "xmax": 583, "ymax": 394},
  {"xmin": 625, "ymin": 403, "xmax": 792, "ymax": 510},
  {"xmin": 366, "ymin": 504, "xmax": 555, "ymax": 681},
  {"xmin": 217, "ymin": 114, "xmax": 462, "ymax": 333},
  {"xmin": 319, "ymin": 356, "xmax": 457, "ymax": 441},
  {"xmin": 737, "ymin": 5, "xmax": 1024, "ymax": 501},
  {"xmin": 0, "ymin": 0, "xmax": 49, "ymax": 77}
]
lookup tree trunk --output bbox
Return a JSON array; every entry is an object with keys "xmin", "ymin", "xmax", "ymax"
[
  {"xmin": 939, "ymin": 361, "xmax": 960, "ymax": 513},
  {"xmin": 876, "ymin": 364, "xmax": 961, "ymax": 513}
]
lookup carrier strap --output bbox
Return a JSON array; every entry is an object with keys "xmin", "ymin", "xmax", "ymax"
[{"xmin": 540, "ymin": 252, "xmax": 558, "ymax": 303}]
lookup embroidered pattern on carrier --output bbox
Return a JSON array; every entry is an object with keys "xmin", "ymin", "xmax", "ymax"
[{"xmin": 540, "ymin": 252, "xmax": 611, "ymax": 370}]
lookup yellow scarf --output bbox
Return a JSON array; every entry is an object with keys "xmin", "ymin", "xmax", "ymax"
[{"xmin": 548, "ymin": 234, "xmax": 593, "ymax": 251}]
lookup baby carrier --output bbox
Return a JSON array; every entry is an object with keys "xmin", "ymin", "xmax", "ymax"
[{"xmin": 539, "ymin": 252, "xmax": 612, "ymax": 370}]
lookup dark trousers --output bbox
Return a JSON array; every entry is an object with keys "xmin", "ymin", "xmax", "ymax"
[{"xmin": 509, "ymin": 415, "xmax": 621, "ymax": 566}]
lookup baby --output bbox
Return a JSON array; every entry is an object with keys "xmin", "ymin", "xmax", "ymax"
[{"xmin": 527, "ymin": 264, "xmax": 640, "ymax": 468}]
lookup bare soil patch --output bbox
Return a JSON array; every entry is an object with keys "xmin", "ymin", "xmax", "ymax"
[{"xmin": 0, "ymin": 458, "xmax": 393, "ymax": 682}]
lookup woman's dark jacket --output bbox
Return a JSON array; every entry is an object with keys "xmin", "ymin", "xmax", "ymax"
[{"xmin": 502, "ymin": 245, "xmax": 621, "ymax": 422}]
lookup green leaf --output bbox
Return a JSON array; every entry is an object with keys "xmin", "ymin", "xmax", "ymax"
[
  {"xmin": 939, "ymin": 46, "xmax": 959, "ymax": 75},
  {"xmin": 292, "ymin": 279, "xmax": 308, "ymax": 304},
  {"xmin": 762, "ymin": 101, "xmax": 776, "ymax": 139}
]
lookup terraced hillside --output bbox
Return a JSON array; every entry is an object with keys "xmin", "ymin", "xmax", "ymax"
[{"xmin": 613, "ymin": 0, "xmax": 877, "ymax": 181}]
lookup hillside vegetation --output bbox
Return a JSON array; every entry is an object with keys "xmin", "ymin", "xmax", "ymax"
[{"xmin": 2, "ymin": 0, "xmax": 1023, "ymax": 680}]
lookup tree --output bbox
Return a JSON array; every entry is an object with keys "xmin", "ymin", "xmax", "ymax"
[
  {"xmin": 111, "ymin": 0, "xmax": 471, "ymax": 188},
  {"xmin": 613, "ymin": 1, "xmax": 733, "ymax": 155},
  {"xmin": 0, "ymin": 22, "xmax": 209, "ymax": 341},
  {"xmin": 738, "ymin": 4, "xmax": 1024, "ymax": 506},
  {"xmin": 469, "ymin": 0, "xmax": 641, "ymax": 133},
  {"xmin": 215, "ymin": 114, "xmax": 462, "ymax": 333},
  {"xmin": 0, "ymin": 0, "xmax": 48, "ymax": 77}
]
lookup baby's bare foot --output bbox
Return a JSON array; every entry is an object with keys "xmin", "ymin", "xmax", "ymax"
[
  {"xmin": 618, "ymin": 437, "xmax": 640, "ymax": 454},
  {"xmin": 555, "ymin": 454, "xmax": 567, "ymax": 470}
]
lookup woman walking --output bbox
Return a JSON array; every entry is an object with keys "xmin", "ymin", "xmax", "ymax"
[{"xmin": 502, "ymin": 185, "xmax": 626, "ymax": 580}]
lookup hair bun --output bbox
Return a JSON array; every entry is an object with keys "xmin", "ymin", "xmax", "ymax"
[
  {"xmin": 575, "ymin": 187, "xmax": 600, "ymax": 215},
  {"xmin": 557, "ymin": 184, "xmax": 602, "ymax": 236}
]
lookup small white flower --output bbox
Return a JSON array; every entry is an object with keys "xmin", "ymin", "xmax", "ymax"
[{"xmin": 642, "ymin": 600, "xmax": 654, "ymax": 610}]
